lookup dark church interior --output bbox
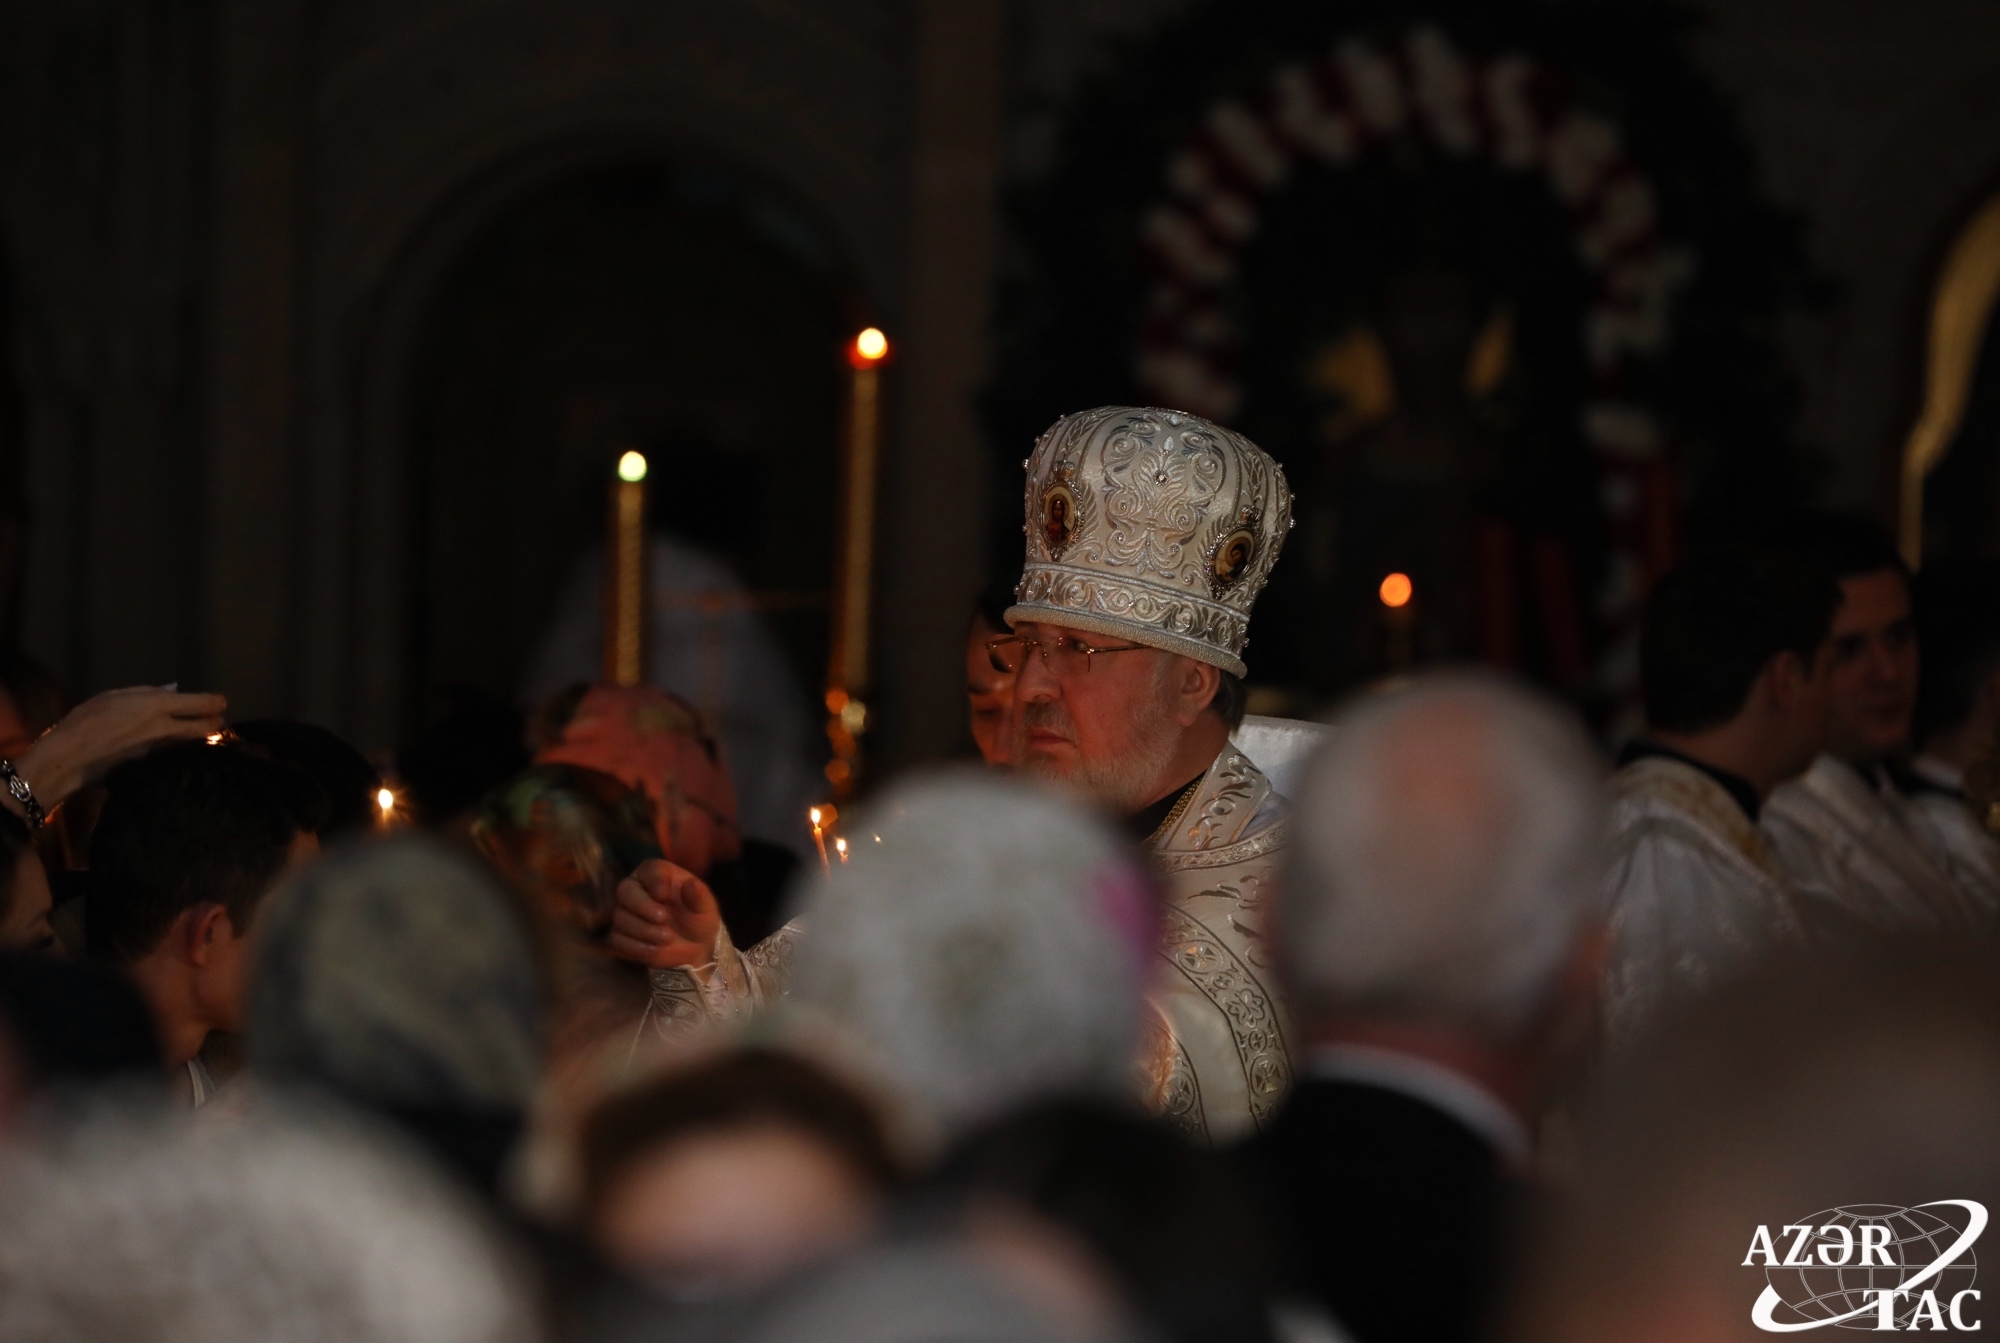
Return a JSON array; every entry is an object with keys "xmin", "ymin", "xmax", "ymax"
[
  {"xmin": 7, "ymin": 0, "xmax": 1997, "ymax": 769},
  {"xmin": 5, "ymin": 4, "xmax": 2000, "ymax": 1339}
]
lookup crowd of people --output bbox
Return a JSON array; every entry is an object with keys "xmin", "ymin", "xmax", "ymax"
[{"xmin": 0, "ymin": 405, "xmax": 1997, "ymax": 1343}]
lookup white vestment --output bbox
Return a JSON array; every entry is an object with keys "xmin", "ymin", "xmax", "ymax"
[
  {"xmin": 1603, "ymin": 755, "xmax": 1805, "ymax": 1033},
  {"xmin": 1763, "ymin": 754, "xmax": 1984, "ymax": 935},
  {"xmin": 1138, "ymin": 743, "xmax": 1293, "ymax": 1147},
  {"xmin": 639, "ymin": 740, "xmax": 1301, "ymax": 1147},
  {"xmin": 1899, "ymin": 755, "xmax": 2000, "ymax": 917}
]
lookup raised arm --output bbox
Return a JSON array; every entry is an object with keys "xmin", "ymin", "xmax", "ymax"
[{"xmin": 1, "ymin": 687, "xmax": 227, "ymax": 823}]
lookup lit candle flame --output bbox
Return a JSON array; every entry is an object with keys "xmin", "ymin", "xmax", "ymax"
[
  {"xmin": 834, "ymin": 837, "xmax": 849, "ymax": 863},
  {"xmin": 853, "ymin": 327, "xmax": 889, "ymax": 362},
  {"xmin": 1378, "ymin": 572, "xmax": 1414, "ymax": 609},
  {"xmin": 617, "ymin": 451, "xmax": 648, "ymax": 482},
  {"xmin": 809, "ymin": 806, "xmax": 831, "ymax": 873},
  {"xmin": 377, "ymin": 787, "xmax": 395, "ymax": 814},
  {"xmin": 205, "ymin": 732, "xmax": 224, "ymax": 746}
]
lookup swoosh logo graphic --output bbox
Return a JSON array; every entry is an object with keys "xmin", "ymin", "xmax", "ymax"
[{"xmin": 1752, "ymin": 1200, "xmax": 1987, "ymax": 1332}]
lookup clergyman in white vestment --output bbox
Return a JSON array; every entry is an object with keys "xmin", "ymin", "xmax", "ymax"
[
  {"xmin": 1761, "ymin": 524, "xmax": 1986, "ymax": 935},
  {"xmin": 608, "ymin": 407, "xmax": 1302, "ymax": 1145},
  {"xmin": 1600, "ymin": 544, "xmax": 1837, "ymax": 1032}
]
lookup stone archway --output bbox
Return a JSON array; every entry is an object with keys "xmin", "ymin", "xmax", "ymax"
[
  {"xmin": 408, "ymin": 159, "xmax": 861, "ymax": 734},
  {"xmin": 297, "ymin": 125, "xmax": 885, "ymax": 749}
]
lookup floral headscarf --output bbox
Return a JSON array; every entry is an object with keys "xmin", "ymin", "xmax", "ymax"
[
  {"xmin": 534, "ymin": 685, "xmax": 740, "ymax": 874},
  {"xmin": 471, "ymin": 764, "xmax": 662, "ymax": 938}
]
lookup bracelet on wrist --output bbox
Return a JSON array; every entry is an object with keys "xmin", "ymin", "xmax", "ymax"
[{"xmin": 0, "ymin": 758, "xmax": 46, "ymax": 827}]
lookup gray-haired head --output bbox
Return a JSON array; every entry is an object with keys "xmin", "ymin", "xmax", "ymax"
[
  {"xmin": 1279, "ymin": 673, "xmax": 1608, "ymax": 1040},
  {"xmin": 249, "ymin": 834, "xmax": 545, "ymax": 1115},
  {"xmin": 0, "ymin": 1098, "xmax": 535, "ymax": 1343},
  {"xmin": 777, "ymin": 769, "xmax": 1152, "ymax": 1152}
]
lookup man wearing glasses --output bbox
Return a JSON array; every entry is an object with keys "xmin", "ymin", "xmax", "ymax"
[
  {"xmin": 612, "ymin": 406, "xmax": 1296, "ymax": 1145},
  {"xmin": 992, "ymin": 405, "xmax": 1295, "ymax": 1144}
]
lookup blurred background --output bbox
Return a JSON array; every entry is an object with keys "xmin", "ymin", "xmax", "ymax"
[{"xmin": 0, "ymin": 0, "xmax": 1997, "ymax": 769}]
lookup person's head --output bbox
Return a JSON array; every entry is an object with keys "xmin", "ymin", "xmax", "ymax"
[
  {"xmin": 472, "ymin": 764, "xmax": 662, "ymax": 941},
  {"xmin": 231, "ymin": 719, "xmax": 382, "ymax": 840},
  {"xmin": 1641, "ymin": 543, "xmax": 1840, "ymax": 784},
  {"xmin": 780, "ymin": 770, "xmax": 1154, "ymax": 1153},
  {"xmin": 1510, "ymin": 941, "xmax": 2000, "ymax": 1341},
  {"xmin": 581, "ymin": 1047, "xmax": 899, "ymax": 1293},
  {"xmin": 1002, "ymin": 407, "xmax": 1288, "ymax": 810},
  {"xmin": 1281, "ymin": 675, "xmax": 1607, "ymax": 1096},
  {"xmin": 1001, "ymin": 625, "xmax": 1244, "ymax": 810},
  {"xmin": 1780, "ymin": 513, "xmax": 1917, "ymax": 762},
  {"xmin": 532, "ymin": 683, "xmax": 740, "ymax": 874},
  {"xmin": 249, "ymin": 835, "xmax": 545, "ymax": 1193},
  {"xmin": 89, "ymin": 743, "xmax": 323, "ymax": 1060},
  {"xmin": 936, "ymin": 1100, "xmax": 1278, "ymax": 1343},
  {"xmin": 968, "ymin": 587, "xmax": 1024, "ymax": 768},
  {"xmin": 0, "ymin": 1100, "xmax": 536, "ymax": 1343},
  {"xmin": 1913, "ymin": 558, "xmax": 2000, "ymax": 765},
  {"xmin": 0, "ymin": 811, "xmax": 52, "ymax": 955}
]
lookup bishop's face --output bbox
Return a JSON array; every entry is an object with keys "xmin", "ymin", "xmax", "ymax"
[{"xmin": 1008, "ymin": 621, "xmax": 1186, "ymax": 813}]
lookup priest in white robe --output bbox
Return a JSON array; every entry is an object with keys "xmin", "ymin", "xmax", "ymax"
[
  {"xmin": 1760, "ymin": 519, "xmax": 1987, "ymax": 934},
  {"xmin": 608, "ymin": 407, "xmax": 1302, "ymax": 1145},
  {"xmin": 1602, "ymin": 544, "xmax": 1838, "ymax": 1032}
]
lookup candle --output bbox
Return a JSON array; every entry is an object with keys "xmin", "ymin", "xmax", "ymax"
[
  {"xmin": 809, "ymin": 805, "xmax": 832, "ymax": 874},
  {"xmin": 834, "ymin": 837, "xmax": 849, "ymax": 864},
  {"xmin": 825, "ymin": 329, "xmax": 890, "ymax": 799},
  {"xmin": 603, "ymin": 451, "xmax": 649, "ymax": 687},
  {"xmin": 375, "ymin": 785, "xmax": 397, "ymax": 831}
]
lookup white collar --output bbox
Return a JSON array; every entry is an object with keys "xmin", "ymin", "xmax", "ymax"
[{"xmin": 1307, "ymin": 1042, "xmax": 1532, "ymax": 1170}]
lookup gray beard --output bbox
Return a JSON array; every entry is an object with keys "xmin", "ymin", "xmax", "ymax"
[{"xmin": 1016, "ymin": 689, "xmax": 1186, "ymax": 815}]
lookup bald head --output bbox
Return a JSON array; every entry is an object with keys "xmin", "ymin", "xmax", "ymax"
[{"xmin": 1280, "ymin": 675, "xmax": 1608, "ymax": 1041}]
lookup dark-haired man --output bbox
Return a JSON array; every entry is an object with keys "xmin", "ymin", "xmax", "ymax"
[
  {"xmin": 90, "ymin": 742, "xmax": 322, "ymax": 1103},
  {"xmin": 1760, "ymin": 517, "xmax": 1984, "ymax": 933},
  {"xmin": 1604, "ymin": 544, "xmax": 1837, "ymax": 1029}
]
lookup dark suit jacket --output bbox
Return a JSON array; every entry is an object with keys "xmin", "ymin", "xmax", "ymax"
[{"xmin": 1245, "ymin": 1077, "xmax": 1516, "ymax": 1343}]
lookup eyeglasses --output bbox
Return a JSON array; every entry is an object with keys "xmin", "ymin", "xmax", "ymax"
[{"xmin": 985, "ymin": 632, "xmax": 1150, "ymax": 678}]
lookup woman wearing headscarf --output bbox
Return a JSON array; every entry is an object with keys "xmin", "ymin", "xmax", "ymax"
[
  {"xmin": 247, "ymin": 835, "xmax": 546, "ymax": 1196},
  {"xmin": 472, "ymin": 764, "xmax": 665, "ymax": 1069}
]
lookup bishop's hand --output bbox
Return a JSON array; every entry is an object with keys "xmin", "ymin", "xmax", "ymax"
[{"xmin": 607, "ymin": 858, "xmax": 723, "ymax": 969}]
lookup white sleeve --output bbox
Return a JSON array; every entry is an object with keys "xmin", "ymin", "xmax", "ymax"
[
  {"xmin": 634, "ymin": 921, "xmax": 802, "ymax": 1052},
  {"xmin": 1603, "ymin": 821, "xmax": 1791, "ymax": 1037},
  {"xmin": 1903, "ymin": 794, "xmax": 2000, "ymax": 919}
]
